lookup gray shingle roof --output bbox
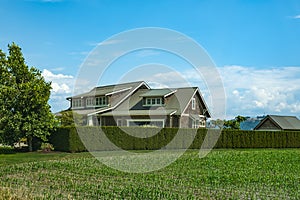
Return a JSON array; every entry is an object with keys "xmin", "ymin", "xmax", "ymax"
[
  {"xmin": 110, "ymin": 87, "xmax": 210, "ymax": 117},
  {"xmin": 69, "ymin": 81, "xmax": 210, "ymax": 118},
  {"xmin": 68, "ymin": 81, "xmax": 147, "ymax": 99},
  {"xmin": 255, "ymin": 115, "xmax": 300, "ymax": 130},
  {"xmin": 139, "ymin": 89, "xmax": 176, "ymax": 97}
]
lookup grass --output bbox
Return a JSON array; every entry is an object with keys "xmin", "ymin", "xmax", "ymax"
[
  {"xmin": 0, "ymin": 151, "xmax": 91, "ymax": 166},
  {"xmin": 1, "ymin": 149, "xmax": 300, "ymax": 199}
]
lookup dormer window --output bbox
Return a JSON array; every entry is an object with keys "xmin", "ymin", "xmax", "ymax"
[
  {"xmin": 95, "ymin": 96, "xmax": 107, "ymax": 106},
  {"xmin": 144, "ymin": 97, "xmax": 163, "ymax": 106}
]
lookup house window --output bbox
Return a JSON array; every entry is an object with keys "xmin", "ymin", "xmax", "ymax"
[
  {"xmin": 95, "ymin": 96, "xmax": 107, "ymax": 106},
  {"xmin": 191, "ymin": 98, "xmax": 196, "ymax": 110},
  {"xmin": 72, "ymin": 99, "xmax": 82, "ymax": 108},
  {"xmin": 192, "ymin": 119, "xmax": 199, "ymax": 129},
  {"xmin": 127, "ymin": 119, "xmax": 164, "ymax": 127},
  {"xmin": 144, "ymin": 97, "xmax": 163, "ymax": 106},
  {"xmin": 156, "ymin": 98, "xmax": 161, "ymax": 105},
  {"xmin": 200, "ymin": 120, "xmax": 206, "ymax": 127},
  {"xmin": 86, "ymin": 98, "xmax": 94, "ymax": 107}
]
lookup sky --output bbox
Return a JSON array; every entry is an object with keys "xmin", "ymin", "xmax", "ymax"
[{"xmin": 1, "ymin": 0, "xmax": 300, "ymax": 119}]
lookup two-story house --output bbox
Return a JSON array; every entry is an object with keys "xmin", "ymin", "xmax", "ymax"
[{"xmin": 66, "ymin": 81, "xmax": 210, "ymax": 128}]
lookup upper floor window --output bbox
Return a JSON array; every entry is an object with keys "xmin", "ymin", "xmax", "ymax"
[
  {"xmin": 72, "ymin": 99, "xmax": 83, "ymax": 108},
  {"xmin": 95, "ymin": 96, "xmax": 107, "ymax": 106},
  {"xmin": 86, "ymin": 98, "xmax": 94, "ymax": 107},
  {"xmin": 191, "ymin": 98, "xmax": 196, "ymax": 110},
  {"xmin": 144, "ymin": 97, "xmax": 163, "ymax": 106}
]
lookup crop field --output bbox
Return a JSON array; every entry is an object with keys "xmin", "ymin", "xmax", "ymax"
[{"xmin": 1, "ymin": 149, "xmax": 300, "ymax": 199}]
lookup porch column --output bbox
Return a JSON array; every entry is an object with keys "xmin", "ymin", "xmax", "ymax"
[{"xmin": 87, "ymin": 115, "xmax": 93, "ymax": 126}]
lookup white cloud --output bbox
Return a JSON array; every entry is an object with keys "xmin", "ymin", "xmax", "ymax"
[
  {"xmin": 219, "ymin": 65, "xmax": 300, "ymax": 118},
  {"xmin": 42, "ymin": 65, "xmax": 300, "ymax": 118},
  {"xmin": 136, "ymin": 65, "xmax": 300, "ymax": 119},
  {"xmin": 42, "ymin": 69, "xmax": 73, "ymax": 81},
  {"xmin": 293, "ymin": 15, "xmax": 300, "ymax": 19},
  {"xmin": 51, "ymin": 82, "xmax": 71, "ymax": 94},
  {"xmin": 42, "ymin": 69, "xmax": 75, "ymax": 112}
]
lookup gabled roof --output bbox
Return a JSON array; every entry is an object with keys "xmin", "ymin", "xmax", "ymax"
[
  {"xmin": 67, "ymin": 81, "xmax": 148, "ymax": 99},
  {"xmin": 68, "ymin": 81, "xmax": 210, "ymax": 118},
  {"xmin": 103, "ymin": 86, "xmax": 211, "ymax": 118},
  {"xmin": 254, "ymin": 115, "xmax": 300, "ymax": 130},
  {"xmin": 67, "ymin": 81, "xmax": 149, "ymax": 116}
]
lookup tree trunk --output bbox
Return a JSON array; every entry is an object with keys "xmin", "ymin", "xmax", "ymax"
[{"xmin": 28, "ymin": 136, "xmax": 33, "ymax": 152}]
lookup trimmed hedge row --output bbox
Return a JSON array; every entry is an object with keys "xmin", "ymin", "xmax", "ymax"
[
  {"xmin": 0, "ymin": 146, "xmax": 16, "ymax": 154},
  {"xmin": 49, "ymin": 126, "xmax": 300, "ymax": 152}
]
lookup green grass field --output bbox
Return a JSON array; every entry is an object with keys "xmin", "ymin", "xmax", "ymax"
[{"xmin": 1, "ymin": 149, "xmax": 300, "ymax": 199}]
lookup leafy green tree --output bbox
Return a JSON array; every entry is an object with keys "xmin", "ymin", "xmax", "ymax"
[
  {"xmin": 0, "ymin": 43, "xmax": 56, "ymax": 151},
  {"xmin": 56, "ymin": 110, "xmax": 84, "ymax": 126},
  {"xmin": 224, "ymin": 115, "xmax": 246, "ymax": 130},
  {"xmin": 209, "ymin": 119, "xmax": 225, "ymax": 129}
]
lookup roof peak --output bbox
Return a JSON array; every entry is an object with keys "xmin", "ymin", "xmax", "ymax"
[
  {"xmin": 268, "ymin": 115, "xmax": 299, "ymax": 119},
  {"xmin": 94, "ymin": 81, "xmax": 145, "ymax": 89}
]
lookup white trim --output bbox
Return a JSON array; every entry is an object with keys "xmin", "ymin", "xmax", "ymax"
[
  {"xmin": 95, "ymin": 96, "xmax": 107, "ymax": 106},
  {"xmin": 198, "ymin": 88, "xmax": 212, "ymax": 117},
  {"xmin": 164, "ymin": 89, "xmax": 177, "ymax": 98},
  {"xmin": 181, "ymin": 89, "xmax": 198, "ymax": 115},
  {"xmin": 105, "ymin": 87, "xmax": 132, "ymax": 96},
  {"xmin": 86, "ymin": 97, "xmax": 94, "ymax": 107},
  {"xmin": 117, "ymin": 119, "xmax": 122, "ymax": 126},
  {"xmin": 144, "ymin": 97, "xmax": 163, "ymax": 106},
  {"xmin": 126, "ymin": 119, "xmax": 165, "ymax": 127},
  {"xmin": 191, "ymin": 97, "xmax": 196, "ymax": 110},
  {"xmin": 170, "ymin": 110, "xmax": 177, "ymax": 116},
  {"xmin": 72, "ymin": 99, "xmax": 84, "ymax": 108},
  {"xmin": 87, "ymin": 81, "xmax": 149, "ymax": 116},
  {"xmin": 181, "ymin": 88, "xmax": 211, "ymax": 118},
  {"xmin": 87, "ymin": 116, "xmax": 93, "ymax": 126}
]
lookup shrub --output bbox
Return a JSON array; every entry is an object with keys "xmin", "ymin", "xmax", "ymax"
[
  {"xmin": 49, "ymin": 126, "xmax": 86, "ymax": 152},
  {"xmin": 0, "ymin": 146, "xmax": 15, "ymax": 154},
  {"xmin": 40, "ymin": 142, "xmax": 54, "ymax": 152},
  {"xmin": 50, "ymin": 126, "xmax": 300, "ymax": 152}
]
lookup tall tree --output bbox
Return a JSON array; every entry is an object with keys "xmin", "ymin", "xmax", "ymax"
[
  {"xmin": 224, "ymin": 115, "xmax": 246, "ymax": 130},
  {"xmin": 0, "ymin": 43, "xmax": 56, "ymax": 151}
]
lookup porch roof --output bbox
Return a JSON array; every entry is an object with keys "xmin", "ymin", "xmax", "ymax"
[{"xmin": 100, "ymin": 109, "xmax": 177, "ymax": 116}]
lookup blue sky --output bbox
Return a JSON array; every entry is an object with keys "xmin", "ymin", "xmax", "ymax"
[{"xmin": 1, "ymin": 0, "xmax": 300, "ymax": 119}]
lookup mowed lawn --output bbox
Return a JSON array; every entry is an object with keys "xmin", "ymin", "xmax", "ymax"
[{"xmin": 1, "ymin": 149, "xmax": 300, "ymax": 199}]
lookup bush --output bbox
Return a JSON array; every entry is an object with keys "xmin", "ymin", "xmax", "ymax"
[
  {"xmin": 49, "ymin": 126, "xmax": 300, "ymax": 152},
  {"xmin": 49, "ymin": 126, "xmax": 86, "ymax": 152},
  {"xmin": 40, "ymin": 142, "xmax": 54, "ymax": 152},
  {"xmin": 0, "ymin": 146, "xmax": 15, "ymax": 154}
]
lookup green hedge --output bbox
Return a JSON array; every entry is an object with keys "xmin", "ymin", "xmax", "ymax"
[
  {"xmin": 0, "ymin": 146, "xmax": 16, "ymax": 154},
  {"xmin": 49, "ymin": 126, "xmax": 300, "ymax": 152},
  {"xmin": 49, "ymin": 126, "xmax": 85, "ymax": 152}
]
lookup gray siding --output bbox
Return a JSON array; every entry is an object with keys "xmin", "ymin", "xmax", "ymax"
[{"xmin": 256, "ymin": 119, "xmax": 281, "ymax": 131}]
